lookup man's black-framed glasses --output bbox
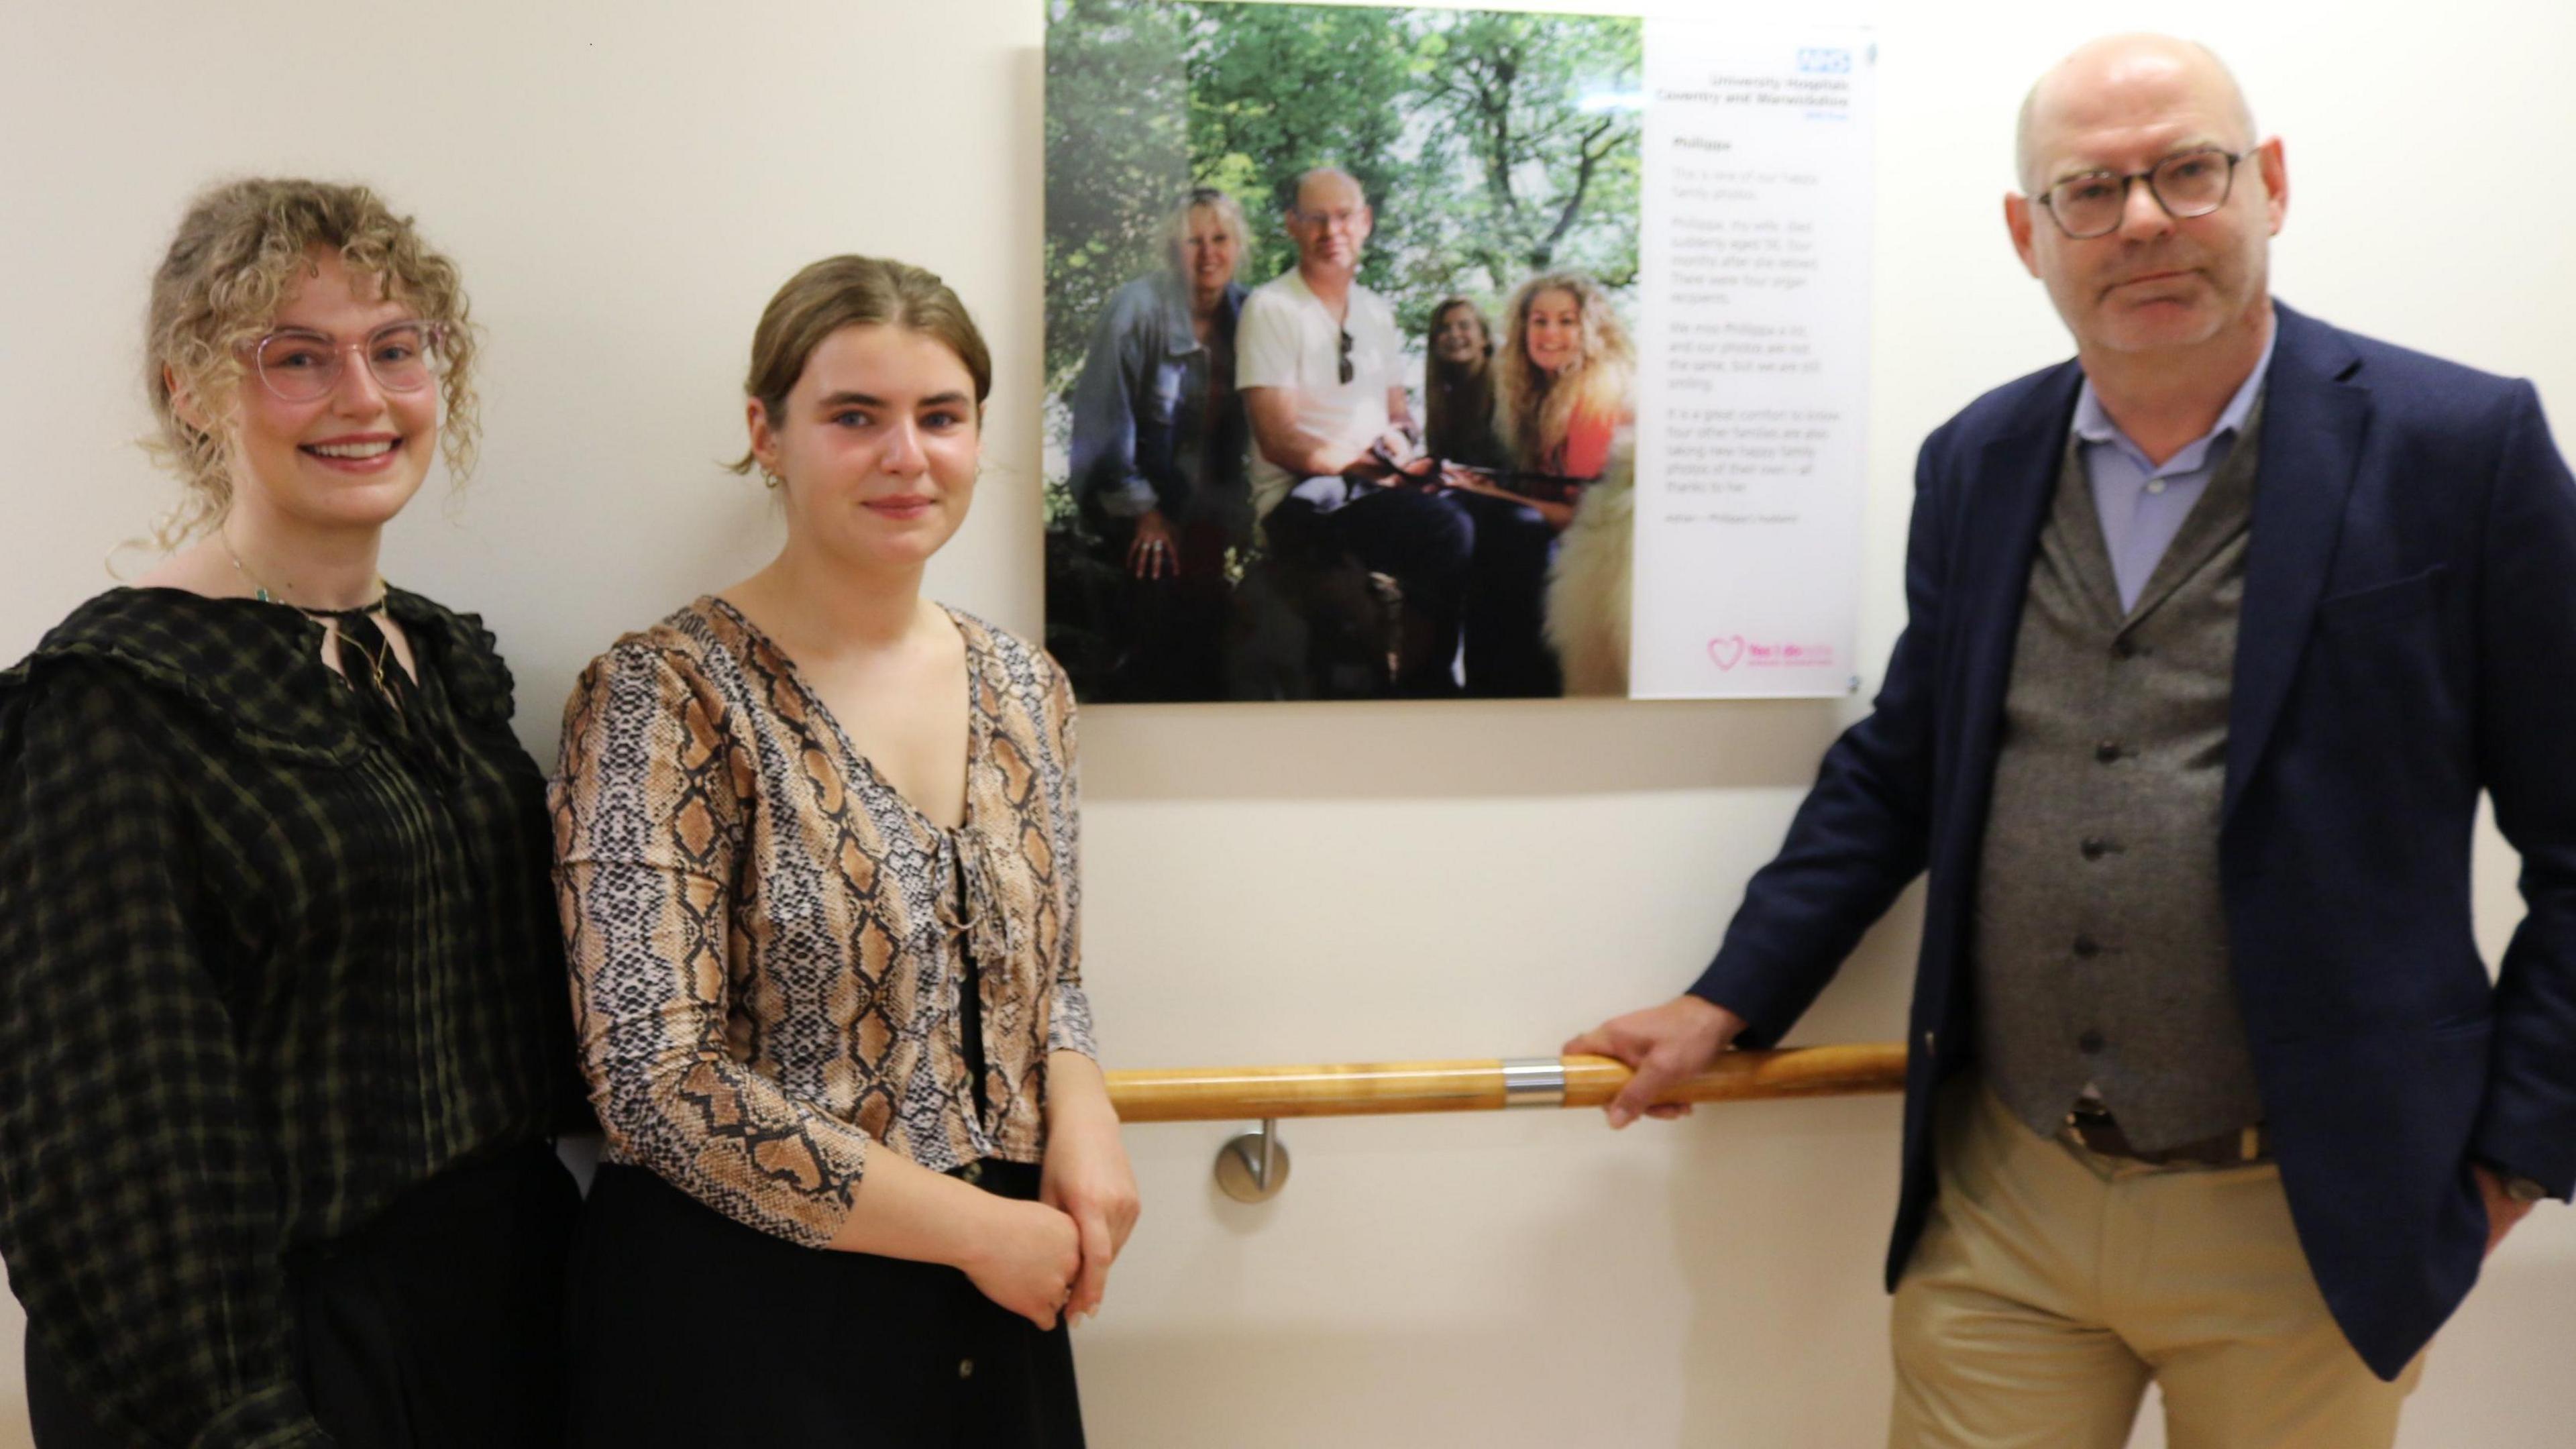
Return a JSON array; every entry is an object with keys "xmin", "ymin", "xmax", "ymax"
[
  {"xmin": 2035, "ymin": 149, "xmax": 2249, "ymax": 239},
  {"xmin": 1336, "ymin": 327, "xmax": 1354, "ymax": 386}
]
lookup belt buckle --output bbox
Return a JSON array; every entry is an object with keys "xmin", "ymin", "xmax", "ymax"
[
  {"xmin": 2169, "ymin": 1124, "xmax": 2267, "ymax": 1167},
  {"xmin": 2066, "ymin": 1108, "xmax": 2265, "ymax": 1167},
  {"xmin": 2063, "ymin": 1106, "xmax": 2123, "ymax": 1159}
]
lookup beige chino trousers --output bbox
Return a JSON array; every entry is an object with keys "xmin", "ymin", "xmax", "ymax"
[{"xmin": 1888, "ymin": 1079, "xmax": 2423, "ymax": 1448}]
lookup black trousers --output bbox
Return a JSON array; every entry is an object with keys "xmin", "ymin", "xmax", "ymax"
[
  {"xmin": 566, "ymin": 1161, "xmax": 1083, "ymax": 1449},
  {"xmin": 25, "ymin": 1142, "xmax": 580, "ymax": 1449},
  {"xmin": 1089, "ymin": 513, "xmax": 1236, "ymax": 702},
  {"xmin": 1453, "ymin": 491, "xmax": 1562, "ymax": 698},
  {"xmin": 1263, "ymin": 479, "xmax": 1474, "ymax": 696}
]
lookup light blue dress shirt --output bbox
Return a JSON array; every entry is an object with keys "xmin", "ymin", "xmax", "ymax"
[{"xmin": 2072, "ymin": 325, "xmax": 2278, "ymax": 612}]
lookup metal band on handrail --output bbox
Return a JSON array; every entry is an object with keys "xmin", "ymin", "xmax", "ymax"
[
  {"xmin": 1498, "ymin": 1057, "xmax": 1568, "ymax": 1110},
  {"xmin": 1104, "ymin": 1042, "xmax": 1908, "ymax": 1124}
]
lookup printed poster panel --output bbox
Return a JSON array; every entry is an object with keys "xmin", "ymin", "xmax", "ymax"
[
  {"xmin": 1632, "ymin": 25, "xmax": 1874, "ymax": 698},
  {"xmin": 1042, "ymin": 1, "xmax": 1871, "ymax": 702}
]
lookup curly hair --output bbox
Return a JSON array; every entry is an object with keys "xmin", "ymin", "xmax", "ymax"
[
  {"xmin": 731, "ymin": 255, "xmax": 991, "ymax": 474},
  {"xmin": 144, "ymin": 178, "xmax": 480, "ymax": 549},
  {"xmin": 1493, "ymin": 273, "xmax": 1635, "ymax": 476}
]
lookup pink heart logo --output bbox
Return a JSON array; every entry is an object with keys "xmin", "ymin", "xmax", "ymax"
[{"xmin": 1707, "ymin": 635, "xmax": 1746, "ymax": 671}]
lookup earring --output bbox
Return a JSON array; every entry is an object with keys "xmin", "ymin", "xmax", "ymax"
[{"xmin": 759, "ymin": 467, "xmax": 784, "ymax": 490}]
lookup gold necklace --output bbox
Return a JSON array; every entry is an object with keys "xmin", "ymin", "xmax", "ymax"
[
  {"xmin": 219, "ymin": 532, "xmax": 389, "ymax": 610},
  {"xmin": 221, "ymin": 533, "xmax": 399, "ymax": 700}
]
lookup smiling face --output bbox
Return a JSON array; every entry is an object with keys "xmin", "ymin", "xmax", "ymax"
[
  {"xmin": 2006, "ymin": 37, "xmax": 2286, "ymax": 358},
  {"xmin": 1432, "ymin": 303, "xmax": 1489, "ymax": 366},
  {"xmin": 207, "ymin": 249, "xmax": 440, "ymax": 535},
  {"xmin": 1177, "ymin": 203, "xmax": 1240, "ymax": 301},
  {"xmin": 1521, "ymin": 288, "xmax": 1585, "ymax": 374},
  {"xmin": 1285, "ymin": 171, "xmax": 1371, "ymax": 280},
  {"xmin": 749, "ymin": 322, "xmax": 981, "ymax": 576}
]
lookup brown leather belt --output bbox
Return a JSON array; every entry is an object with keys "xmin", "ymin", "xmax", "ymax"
[{"xmin": 2064, "ymin": 1105, "xmax": 2269, "ymax": 1167}]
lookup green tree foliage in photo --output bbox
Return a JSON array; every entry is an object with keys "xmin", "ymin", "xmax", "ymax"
[{"xmin": 1044, "ymin": 0, "xmax": 1643, "ymax": 402}]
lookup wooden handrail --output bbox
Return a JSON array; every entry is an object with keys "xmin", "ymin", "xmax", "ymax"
[{"xmin": 1104, "ymin": 1042, "xmax": 1908, "ymax": 1123}]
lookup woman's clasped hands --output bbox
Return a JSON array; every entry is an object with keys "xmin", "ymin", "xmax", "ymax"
[{"xmin": 1036, "ymin": 1057, "xmax": 1142, "ymax": 1328}]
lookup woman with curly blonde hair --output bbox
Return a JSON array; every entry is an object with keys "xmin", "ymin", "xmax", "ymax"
[
  {"xmin": 1427, "ymin": 274, "xmax": 1637, "ymax": 694},
  {"xmin": 0, "ymin": 178, "xmax": 587, "ymax": 1447},
  {"xmin": 1438, "ymin": 273, "xmax": 1640, "ymax": 694},
  {"xmin": 1490, "ymin": 272, "xmax": 1636, "ymax": 492}
]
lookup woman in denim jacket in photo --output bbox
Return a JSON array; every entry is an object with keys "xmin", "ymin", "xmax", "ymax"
[{"xmin": 1063, "ymin": 186, "xmax": 1252, "ymax": 699}]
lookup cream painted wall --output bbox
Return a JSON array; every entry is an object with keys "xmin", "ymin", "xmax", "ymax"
[{"xmin": 3, "ymin": 1, "xmax": 2571, "ymax": 1445}]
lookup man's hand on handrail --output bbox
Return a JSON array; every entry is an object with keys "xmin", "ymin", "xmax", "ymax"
[{"xmin": 1564, "ymin": 995, "xmax": 1748, "ymax": 1128}]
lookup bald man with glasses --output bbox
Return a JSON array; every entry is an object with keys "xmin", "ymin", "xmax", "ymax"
[
  {"xmin": 1236, "ymin": 167, "xmax": 1476, "ymax": 696},
  {"xmin": 1572, "ymin": 34, "xmax": 2576, "ymax": 1447}
]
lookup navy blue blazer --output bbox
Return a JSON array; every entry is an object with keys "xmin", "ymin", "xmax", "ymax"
[{"xmin": 1690, "ymin": 303, "xmax": 2576, "ymax": 1379}]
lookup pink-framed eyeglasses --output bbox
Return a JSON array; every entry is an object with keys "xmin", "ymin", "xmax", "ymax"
[{"xmin": 247, "ymin": 319, "xmax": 447, "ymax": 403}]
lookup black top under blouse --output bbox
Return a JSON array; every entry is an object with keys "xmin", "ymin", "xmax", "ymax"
[{"xmin": 0, "ymin": 586, "xmax": 589, "ymax": 1448}]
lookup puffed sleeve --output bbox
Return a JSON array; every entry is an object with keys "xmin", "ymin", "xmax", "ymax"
[
  {"xmin": 0, "ymin": 663, "xmax": 330, "ymax": 1448},
  {"xmin": 550, "ymin": 643, "xmax": 873, "ymax": 1246},
  {"xmin": 1038, "ymin": 655, "xmax": 1097, "ymax": 1059}
]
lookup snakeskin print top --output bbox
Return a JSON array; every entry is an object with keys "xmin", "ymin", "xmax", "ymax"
[{"xmin": 551, "ymin": 597, "xmax": 1095, "ymax": 1246}]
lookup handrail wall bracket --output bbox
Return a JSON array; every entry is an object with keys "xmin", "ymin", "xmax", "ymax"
[{"xmin": 1214, "ymin": 1119, "xmax": 1290, "ymax": 1203}]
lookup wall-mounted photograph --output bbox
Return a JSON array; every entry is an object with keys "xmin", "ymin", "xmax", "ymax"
[{"xmin": 1043, "ymin": 0, "xmax": 1645, "ymax": 702}]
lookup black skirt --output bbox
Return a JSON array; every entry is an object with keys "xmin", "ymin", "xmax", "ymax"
[
  {"xmin": 566, "ymin": 1161, "xmax": 1084, "ymax": 1449},
  {"xmin": 24, "ymin": 1141, "xmax": 580, "ymax": 1449}
]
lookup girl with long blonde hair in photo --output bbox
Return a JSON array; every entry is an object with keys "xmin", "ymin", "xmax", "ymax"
[
  {"xmin": 0, "ymin": 178, "xmax": 587, "ymax": 1448},
  {"xmin": 1462, "ymin": 272, "xmax": 1640, "ymax": 695},
  {"xmin": 1489, "ymin": 271, "xmax": 1637, "ymax": 503},
  {"xmin": 1431, "ymin": 272, "xmax": 1638, "ymax": 695}
]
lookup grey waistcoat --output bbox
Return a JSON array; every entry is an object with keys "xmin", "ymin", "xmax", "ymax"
[{"xmin": 1972, "ymin": 396, "xmax": 2269, "ymax": 1151}]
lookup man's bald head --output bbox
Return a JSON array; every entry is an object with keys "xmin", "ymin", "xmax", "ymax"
[
  {"xmin": 2002, "ymin": 31, "xmax": 2288, "ymax": 364},
  {"xmin": 1289, "ymin": 167, "xmax": 1366, "ymax": 217},
  {"xmin": 1284, "ymin": 166, "xmax": 1373, "ymax": 280},
  {"xmin": 2015, "ymin": 35, "xmax": 2255, "ymax": 193}
]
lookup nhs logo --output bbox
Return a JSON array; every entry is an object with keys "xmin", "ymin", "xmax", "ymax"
[{"xmin": 1796, "ymin": 48, "xmax": 1853, "ymax": 74}]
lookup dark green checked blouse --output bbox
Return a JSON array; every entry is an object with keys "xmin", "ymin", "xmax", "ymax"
[{"xmin": 0, "ymin": 587, "xmax": 588, "ymax": 1449}]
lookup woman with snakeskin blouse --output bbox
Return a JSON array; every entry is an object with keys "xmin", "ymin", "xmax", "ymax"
[{"xmin": 552, "ymin": 255, "xmax": 1136, "ymax": 1448}]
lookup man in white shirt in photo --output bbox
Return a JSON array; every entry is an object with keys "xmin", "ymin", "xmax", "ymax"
[{"xmin": 1237, "ymin": 166, "xmax": 1472, "ymax": 696}]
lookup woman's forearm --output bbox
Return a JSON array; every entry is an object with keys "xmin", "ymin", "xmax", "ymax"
[
  {"xmin": 825, "ymin": 1148, "xmax": 1010, "ymax": 1265},
  {"xmin": 1047, "ymin": 1049, "xmax": 1118, "ymax": 1128},
  {"xmin": 829, "ymin": 1136, "xmax": 1084, "ymax": 1330}
]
